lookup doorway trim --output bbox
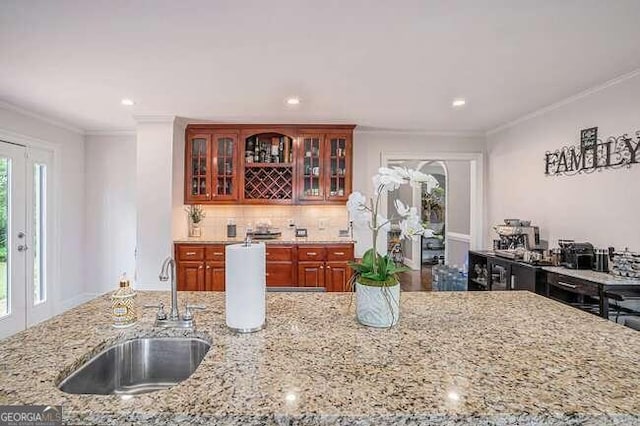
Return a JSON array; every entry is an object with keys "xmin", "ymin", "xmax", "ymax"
[{"xmin": 380, "ymin": 151, "xmax": 484, "ymax": 267}]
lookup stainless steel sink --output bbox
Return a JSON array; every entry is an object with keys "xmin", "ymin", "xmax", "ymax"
[{"xmin": 58, "ymin": 337, "xmax": 210, "ymax": 395}]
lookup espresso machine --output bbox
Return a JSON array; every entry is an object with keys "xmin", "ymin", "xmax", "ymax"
[{"xmin": 494, "ymin": 222, "xmax": 541, "ymax": 250}]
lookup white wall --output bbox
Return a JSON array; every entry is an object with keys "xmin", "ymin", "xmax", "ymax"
[
  {"xmin": 84, "ymin": 134, "xmax": 136, "ymax": 295},
  {"xmin": 352, "ymin": 130, "xmax": 484, "ymax": 257},
  {"xmin": 0, "ymin": 105, "xmax": 86, "ymax": 310},
  {"xmin": 486, "ymin": 73, "xmax": 640, "ymax": 250},
  {"xmin": 135, "ymin": 119, "xmax": 176, "ymax": 290},
  {"xmin": 445, "ymin": 161, "xmax": 471, "ymax": 236}
]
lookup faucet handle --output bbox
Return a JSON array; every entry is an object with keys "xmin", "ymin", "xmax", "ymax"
[
  {"xmin": 182, "ymin": 304, "xmax": 206, "ymax": 321},
  {"xmin": 144, "ymin": 303, "xmax": 167, "ymax": 320}
]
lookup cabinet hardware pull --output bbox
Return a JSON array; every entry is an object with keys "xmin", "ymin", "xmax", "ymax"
[
  {"xmin": 557, "ymin": 281, "xmax": 577, "ymax": 289},
  {"xmin": 199, "ymin": 265, "xmax": 203, "ymax": 269},
  {"xmin": 327, "ymin": 266, "xmax": 331, "ymax": 269},
  {"xmin": 307, "ymin": 252, "xmax": 317, "ymax": 256},
  {"xmin": 206, "ymin": 265, "xmax": 210, "ymax": 269},
  {"xmin": 266, "ymin": 273, "xmax": 270, "ymax": 276},
  {"xmin": 207, "ymin": 193, "xmax": 210, "ymax": 197},
  {"xmin": 213, "ymin": 252, "xmax": 223, "ymax": 256},
  {"xmin": 266, "ymin": 252, "xmax": 270, "ymax": 256},
  {"xmin": 186, "ymin": 252, "xmax": 197, "ymax": 256},
  {"xmin": 320, "ymin": 266, "xmax": 324, "ymax": 269},
  {"xmin": 333, "ymin": 252, "xmax": 345, "ymax": 256}
]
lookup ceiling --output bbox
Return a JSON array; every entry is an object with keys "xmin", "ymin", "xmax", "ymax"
[{"xmin": 2, "ymin": 0, "xmax": 640, "ymax": 133}]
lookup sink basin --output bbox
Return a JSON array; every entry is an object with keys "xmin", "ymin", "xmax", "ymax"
[{"xmin": 58, "ymin": 337, "xmax": 210, "ymax": 395}]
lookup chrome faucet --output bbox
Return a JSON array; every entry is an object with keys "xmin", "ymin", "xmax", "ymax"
[
  {"xmin": 159, "ymin": 256, "xmax": 179, "ymax": 320},
  {"xmin": 143, "ymin": 256, "xmax": 205, "ymax": 328}
]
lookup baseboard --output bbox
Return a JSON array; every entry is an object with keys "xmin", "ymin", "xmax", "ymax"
[{"xmin": 58, "ymin": 292, "xmax": 101, "ymax": 313}]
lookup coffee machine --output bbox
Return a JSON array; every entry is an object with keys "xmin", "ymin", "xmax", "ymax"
[
  {"xmin": 494, "ymin": 223, "xmax": 541, "ymax": 250},
  {"xmin": 561, "ymin": 242, "xmax": 595, "ymax": 269}
]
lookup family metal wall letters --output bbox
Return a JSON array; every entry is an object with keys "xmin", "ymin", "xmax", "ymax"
[{"xmin": 545, "ymin": 128, "xmax": 640, "ymax": 176}]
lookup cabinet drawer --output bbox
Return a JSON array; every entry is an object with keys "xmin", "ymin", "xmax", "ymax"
[
  {"xmin": 265, "ymin": 245, "xmax": 294, "ymax": 262},
  {"xmin": 205, "ymin": 245, "xmax": 226, "ymax": 261},
  {"xmin": 266, "ymin": 262, "xmax": 295, "ymax": 286},
  {"xmin": 176, "ymin": 245, "xmax": 205, "ymax": 261},
  {"xmin": 298, "ymin": 246, "xmax": 326, "ymax": 261},
  {"xmin": 548, "ymin": 273, "xmax": 599, "ymax": 297},
  {"xmin": 326, "ymin": 245, "xmax": 354, "ymax": 261}
]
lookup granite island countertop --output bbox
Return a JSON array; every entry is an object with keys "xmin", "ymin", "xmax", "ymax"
[{"xmin": 2, "ymin": 291, "xmax": 640, "ymax": 425}]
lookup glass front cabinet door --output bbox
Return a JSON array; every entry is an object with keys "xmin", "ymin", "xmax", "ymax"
[
  {"xmin": 185, "ymin": 131, "xmax": 239, "ymax": 203},
  {"xmin": 212, "ymin": 133, "xmax": 239, "ymax": 201},
  {"xmin": 326, "ymin": 134, "xmax": 351, "ymax": 202},
  {"xmin": 298, "ymin": 134, "xmax": 325, "ymax": 201},
  {"xmin": 186, "ymin": 133, "xmax": 212, "ymax": 202}
]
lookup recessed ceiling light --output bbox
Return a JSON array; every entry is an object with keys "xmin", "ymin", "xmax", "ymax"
[
  {"xmin": 121, "ymin": 98, "xmax": 135, "ymax": 106},
  {"xmin": 286, "ymin": 97, "xmax": 301, "ymax": 105},
  {"xmin": 452, "ymin": 98, "xmax": 466, "ymax": 107}
]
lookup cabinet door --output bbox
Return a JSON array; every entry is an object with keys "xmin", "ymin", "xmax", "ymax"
[
  {"xmin": 298, "ymin": 262, "xmax": 325, "ymax": 287},
  {"xmin": 177, "ymin": 261, "xmax": 205, "ymax": 291},
  {"xmin": 185, "ymin": 133, "xmax": 212, "ymax": 202},
  {"xmin": 212, "ymin": 133, "xmax": 239, "ymax": 201},
  {"xmin": 205, "ymin": 261, "xmax": 225, "ymax": 291},
  {"xmin": 487, "ymin": 261, "xmax": 510, "ymax": 291},
  {"xmin": 298, "ymin": 134, "xmax": 325, "ymax": 201},
  {"xmin": 266, "ymin": 262, "xmax": 295, "ymax": 287},
  {"xmin": 325, "ymin": 134, "xmax": 352, "ymax": 202},
  {"xmin": 510, "ymin": 264, "xmax": 536, "ymax": 292},
  {"xmin": 326, "ymin": 262, "xmax": 352, "ymax": 292}
]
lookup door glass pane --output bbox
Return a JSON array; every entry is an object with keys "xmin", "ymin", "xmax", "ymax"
[
  {"xmin": 0, "ymin": 157, "xmax": 8, "ymax": 316},
  {"xmin": 33, "ymin": 163, "xmax": 46, "ymax": 305}
]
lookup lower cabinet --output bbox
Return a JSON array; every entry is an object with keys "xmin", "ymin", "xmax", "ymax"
[
  {"xmin": 468, "ymin": 250, "xmax": 546, "ymax": 294},
  {"xmin": 175, "ymin": 242, "xmax": 353, "ymax": 291},
  {"xmin": 266, "ymin": 245, "xmax": 295, "ymax": 287},
  {"xmin": 176, "ymin": 244, "xmax": 225, "ymax": 291},
  {"xmin": 297, "ymin": 245, "xmax": 354, "ymax": 290}
]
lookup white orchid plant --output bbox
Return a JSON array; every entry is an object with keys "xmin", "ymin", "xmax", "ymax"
[{"xmin": 348, "ymin": 167, "xmax": 438, "ymax": 286}]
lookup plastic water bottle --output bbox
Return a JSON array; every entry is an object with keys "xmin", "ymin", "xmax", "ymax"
[{"xmin": 431, "ymin": 259, "xmax": 441, "ymax": 291}]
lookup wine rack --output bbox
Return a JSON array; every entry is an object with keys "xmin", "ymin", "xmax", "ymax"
[{"xmin": 244, "ymin": 166, "xmax": 293, "ymax": 200}]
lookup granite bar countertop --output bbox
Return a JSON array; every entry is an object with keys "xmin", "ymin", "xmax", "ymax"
[
  {"xmin": 2, "ymin": 291, "xmax": 640, "ymax": 425},
  {"xmin": 543, "ymin": 266, "xmax": 640, "ymax": 286}
]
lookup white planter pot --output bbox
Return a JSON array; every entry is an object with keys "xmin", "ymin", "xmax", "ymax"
[
  {"xmin": 189, "ymin": 222, "xmax": 202, "ymax": 238},
  {"xmin": 355, "ymin": 280, "xmax": 400, "ymax": 327}
]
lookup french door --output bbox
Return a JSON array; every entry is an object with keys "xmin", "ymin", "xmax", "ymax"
[{"xmin": 0, "ymin": 141, "xmax": 52, "ymax": 339}]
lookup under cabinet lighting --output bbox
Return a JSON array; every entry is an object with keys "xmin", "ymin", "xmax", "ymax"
[
  {"xmin": 121, "ymin": 98, "xmax": 135, "ymax": 106},
  {"xmin": 286, "ymin": 97, "xmax": 301, "ymax": 105}
]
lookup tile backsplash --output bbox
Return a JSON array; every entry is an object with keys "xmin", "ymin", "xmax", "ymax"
[{"xmin": 177, "ymin": 205, "xmax": 349, "ymax": 239}]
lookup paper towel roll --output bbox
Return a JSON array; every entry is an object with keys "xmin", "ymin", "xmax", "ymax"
[{"xmin": 225, "ymin": 242, "xmax": 266, "ymax": 332}]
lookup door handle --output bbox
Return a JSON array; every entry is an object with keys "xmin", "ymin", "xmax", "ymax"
[{"xmin": 17, "ymin": 244, "xmax": 28, "ymax": 252}]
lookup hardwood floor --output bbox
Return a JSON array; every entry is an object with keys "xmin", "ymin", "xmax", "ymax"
[{"xmin": 398, "ymin": 264, "xmax": 433, "ymax": 291}]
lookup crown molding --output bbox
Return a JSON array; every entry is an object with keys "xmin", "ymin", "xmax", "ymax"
[
  {"xmin": 356, "ymin": 126, "xmax": 484, "ymax": 138},
  {"xmin": 132, "ymin": 114, "xmax": 176, "ymax": 124},
  {"xmin": 84, "ymin": 129, "xmax": 136, "ymax": 137},
  {"xmin": 0, "ymin": 99, "xmax": 85, "ymax": 135},
  {"xmin": 486, "ymin": 67, "xmax": 640, "ymax": 136}
]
